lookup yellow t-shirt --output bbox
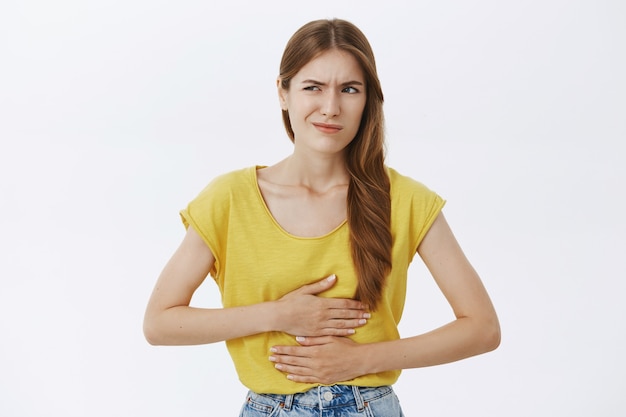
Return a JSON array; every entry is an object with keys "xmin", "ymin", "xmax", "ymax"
[{"xmin": 180, "ymin": 166, "xmax": 445, "ymax": 394}]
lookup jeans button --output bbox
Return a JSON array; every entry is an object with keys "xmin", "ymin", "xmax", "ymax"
[{"xmin": 323, "ymin": 391, "xmax": 333, "ymax": 401}]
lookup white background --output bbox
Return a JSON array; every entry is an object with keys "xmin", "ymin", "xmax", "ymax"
[{"xmin": 1, "ymin": 0, "xmax": 624, "ymax": 416}]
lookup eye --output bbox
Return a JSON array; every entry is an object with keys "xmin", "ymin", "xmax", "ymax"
[
  {"xmin": 303, "ymin": 85, "xmax": 321, "ymax": 91},
  {"xmin": 342, "ymin": 86, "xmax": 360, "ymax": 94}
]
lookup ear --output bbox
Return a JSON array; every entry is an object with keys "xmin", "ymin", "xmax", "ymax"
[{"xmin": 277, "ymin": 78, "xmax": 288, "ymax": 111}]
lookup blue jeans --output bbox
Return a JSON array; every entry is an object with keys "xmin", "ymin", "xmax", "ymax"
[{"xmin": 239, "ymin": 385, "xmax": 404, "ymax": 416}]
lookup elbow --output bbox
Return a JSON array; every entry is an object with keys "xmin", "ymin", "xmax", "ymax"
[
  {"xmin": 143, "ymin": 316, "xmax": 164, "ymax": 346},
  {"xmin": 480, "ymin": 315, "xmax": 501, "ymax": 353},
  {"xmin": 143, "ymin": 329, "xmax": 159, "ymax": 346}
]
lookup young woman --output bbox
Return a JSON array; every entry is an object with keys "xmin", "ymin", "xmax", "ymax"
[{"xmin": 144, "ymin": 18, "xmax": 500, "ymax": 416}]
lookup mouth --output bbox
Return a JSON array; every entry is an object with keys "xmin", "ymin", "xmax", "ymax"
[{"xmin": 313, "ymin": 122, "xmax": 343, "ymax": 134}]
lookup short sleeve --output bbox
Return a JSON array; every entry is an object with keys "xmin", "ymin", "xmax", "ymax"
[
  {"xmin": 388, "ymin": 167, "xmax": 446, "ymax": 258},
  {"xmin": 179, "ymin": 172, "xmax": 235, "ymax": 279},
  {"xmin": 413, "ymin": 190, "xmax": 445, "ymax": 250}
]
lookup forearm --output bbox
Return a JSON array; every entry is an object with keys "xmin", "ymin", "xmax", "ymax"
[
  {"xmin": 144, "ymin": 272, "xmax": 370, "ymax": 346},
  {"xmin": 267, "ymin": 316, "xmax": 499, "ymax": 384},
  {"xmin": 361, "ymin": 316, "xmax": 501, "ymax": 374},
  {"xmin": 143, "ymin": 302, "xmax": 279, "ymax": 346}
]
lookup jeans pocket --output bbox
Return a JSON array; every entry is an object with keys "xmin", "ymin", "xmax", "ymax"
[
  {"xmin": 364, "ymin": 389, "xmax": 404, "ymax": 417},
  {"xmin": 239, "ymin": 393, "xmax": 281, "ymax": 417}
]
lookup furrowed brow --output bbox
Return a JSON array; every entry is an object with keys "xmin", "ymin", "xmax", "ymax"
[
  {"xmin": 301, "ymin": 79, "xmax": 326, "ymax": 85},
  {"xmin": 300, "ymin": 79, "xmax": 364, "ymax": 86}
]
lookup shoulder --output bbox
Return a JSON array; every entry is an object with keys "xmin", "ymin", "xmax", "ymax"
[
  {"xmin": 387, "ymin": 166, "xmax": 437, "ymax": 198},
  {"xmin": 386, "ymin": 166, "xmax": 446, "ymax": 250},
  {"xmin": 182, "ymin": 166, "xmax": 259, "ymax": 231},
  {"xmin": 202, "ymin": 166, "xmax": 256, "ymax": 192},
  {"xmin": 184, "ymin": 166, "xmax": 258, "ymax": 216},
  {"xmin": 386, "ymin": 165, "xmax": 446, "ymax": 217},
  {"xmin": 192, "ymin": 166, "xmax": 257, "ymax": 201}
]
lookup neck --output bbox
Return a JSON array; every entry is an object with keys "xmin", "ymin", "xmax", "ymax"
[{"xmin": 278, "ymin": 151, "xmax": 350, "ymax": 192}]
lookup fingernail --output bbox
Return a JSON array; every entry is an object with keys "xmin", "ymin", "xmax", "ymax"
[
  {"xmin": 270, "ymin": 347, "xmax": 277, "ymax": 353},
  {"xmin": 348, "ymin": 329, "xmax": 355, "ymax": 334},
  {"xmin": 326, "ymin": 274, "xmax": 336, "ymax": 282},
  {"xmin": 363, "ymin": 313, "xmax": 371, "ymax": 319},
  {"xmin": 358, "ymin": 319, "xmax": 367, "ymax": 325},
  {"xmin": 287, "ymin": 374, "xmax": 294, "ymax": 380},
  {"xmin": 269, "ymin": 356, "xmax": 276, "ymax": 362},
  {"xmin": 296, "ymin": 336, "xmax": 305, "ymax": 342},
  {"xmin": 275, "ymin": 364, "xmax": 283, "ymax": 370}
]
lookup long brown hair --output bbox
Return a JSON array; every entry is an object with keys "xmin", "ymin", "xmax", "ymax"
[{"xmin": 279, "ymin": 19, "xmax": 392, "ymax": 309}]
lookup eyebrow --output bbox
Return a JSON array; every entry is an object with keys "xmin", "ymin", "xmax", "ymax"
[{"xmin": 300, "ymin": 79, "xmax": 364, "ymax": 87}]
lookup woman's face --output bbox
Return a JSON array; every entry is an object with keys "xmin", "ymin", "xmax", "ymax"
[{"xmin": 279, "ymin": 49, "xmax": 367, "ymax": 156}]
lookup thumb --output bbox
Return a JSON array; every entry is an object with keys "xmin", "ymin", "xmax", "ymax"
[{"xmin": 298, "ymin": 274, "xmax": 337, "ymax": 295}]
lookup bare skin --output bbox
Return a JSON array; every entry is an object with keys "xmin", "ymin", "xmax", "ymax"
[
  {"xmin": 144, "ymin": 48, "xmax": 500, "ymax": 385},
  {"xmin": 268, "ymin": 213, "xmax": 501, "ymax": 384},
  {"xmin": 263, "ymin": 49, "xmax": 500, "ymax": 383},
  {"xmin": 143, "ymin": 227, "xmax": 370, "ymax": 346}
]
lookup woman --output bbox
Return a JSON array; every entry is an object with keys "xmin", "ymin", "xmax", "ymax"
[{"xmin": 144, "ymin": 18, "xmax": 500, "ymax": 416}]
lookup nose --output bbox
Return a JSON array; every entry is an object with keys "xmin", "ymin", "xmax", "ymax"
[{"xmin": 320, "ymin": 91, "xmax": 340, "ymax": 118}]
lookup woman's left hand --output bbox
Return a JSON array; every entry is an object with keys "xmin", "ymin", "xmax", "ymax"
[{"xmin": 269, "ymin": 336, "xmax": 365, "ymax": 384}]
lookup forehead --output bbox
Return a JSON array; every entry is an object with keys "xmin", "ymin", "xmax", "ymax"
[{"xmin": 293, "ymin": 49, "xmax": 364, "ymax": 82}]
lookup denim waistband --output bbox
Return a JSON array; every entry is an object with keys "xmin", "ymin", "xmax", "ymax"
[{"xmin": 247, "ymin": 385, "xmax": 393, "ymax": 412}]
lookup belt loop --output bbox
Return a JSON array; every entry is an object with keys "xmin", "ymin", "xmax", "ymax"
[
  {"xmin": 351, "ymin": 386, "xmax": 365, "ymax": 412},
  {"xmin": 283, "ymin": 393, "xmax": 294, "ymax": 411}
]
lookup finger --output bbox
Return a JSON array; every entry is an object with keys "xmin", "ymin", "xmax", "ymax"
[
  {"xmin": 278, "ymin": 362, "xmax": 331, "ymax": 384},
  {"xmin": 327, "ymin": 307, "xmax": 371, "ymax": 319},
  {"xmin": 318, "ymin": 328, "xmax": 357, "ymax": 337},
  {"xmin": 271, "ymin": 360, "xmax": 322, "ymax": 383},
  {"xmin": 295, "ymin": 335, "xmax": 334, "ymax": 345},
  {"xmin": 270, "ymin": 344, "xmax": 309, "ymax": 356},
  {"xmin": 294, "ymin": 274, "xmax": 337, "ymax": 296},
  {"xmin": 308, "ymin": 274, "xmax": 337, "ymax": 295},
  {"xmin": 273, "ymin": 361, "xmax": 313, "ymax": 375},
  {"xmin": 325, "ymin": 298, "xmax": 369, "ymax": 312},
  {"xmin": 286, "ymin": 374, "xmax": 319, "ymax": 383},
  {"xmin": 312, "ymin": 318, "xmax": 368, "ymax": 337},
  {"xmin": 270, "ymin": 353, "xmax": 310, "ymax": 368}
]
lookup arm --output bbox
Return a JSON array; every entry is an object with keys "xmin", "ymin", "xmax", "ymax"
[
  {"xmin": 268, "ymin": 212, "xmax": 501, "ymax": 383},
  {"xmin": 143, "ymin": 227, "xmax": 370, "ymax": 346}
]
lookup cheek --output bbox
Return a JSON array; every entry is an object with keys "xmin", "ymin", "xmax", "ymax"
[
  {"xmin": 351, "ymin": 103, "xmax": 367, "ymax": 124},
  {"xmin": 289, "ymin": 99, "xmax": 316, "ymax": 118}
]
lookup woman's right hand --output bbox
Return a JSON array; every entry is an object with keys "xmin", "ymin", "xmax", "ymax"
[
  {"xmin": 273, "ymin": 275, "xmax": 370, "ymax": 337},
  {"xmin": 144, "ymin": 227, "xmax": 369, "ymax": 346}
]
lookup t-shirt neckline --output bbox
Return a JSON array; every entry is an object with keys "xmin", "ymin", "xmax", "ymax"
[{"xmin": 251, "ymin": 166, "xmax": 347, "ymax": 240}]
